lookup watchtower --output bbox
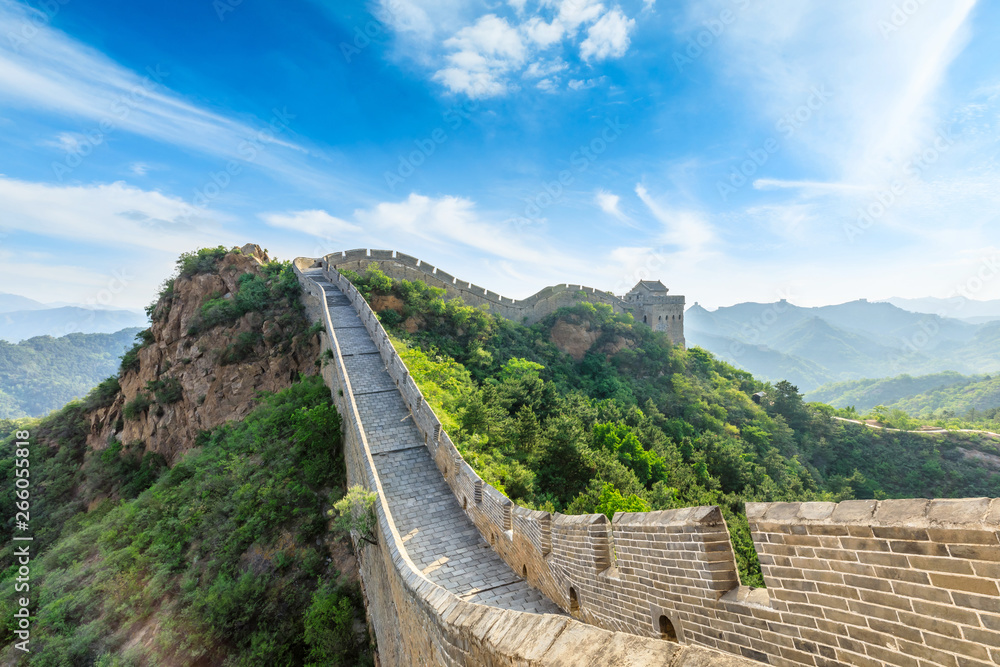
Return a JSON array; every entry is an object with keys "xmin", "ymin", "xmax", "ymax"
[{"xmin": 625, "ymin": 280, "xmax": 685, "ymax": 348}]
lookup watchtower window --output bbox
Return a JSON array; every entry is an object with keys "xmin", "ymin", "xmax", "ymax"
[
  {"xmin": 522, "ymin": 565, "xmax": 528, "ymax": 578},
  {"xmin": 569, "ymin": 587, "xmax": 579, "ymax": 612},
  {"xmin": 659, "ymin": 615, "xmax": 677, "ymax": 642},
  {"xmin": 658, "ymin": 315, "xmax": 662, "ymax": 321},
  {"xmin": 643, "ymin": 315, "xmax": 647, "ymax": 323}
]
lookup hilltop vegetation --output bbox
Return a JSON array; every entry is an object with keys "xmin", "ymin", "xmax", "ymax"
[
  {"xmin": 0, "ymin": 247, "xmax": 369, "ymax": 666},
  {"xmin": 805, "ymin": 372, "xmax": 976, "ymax": 412},
  {"xmin": 809, "ymin": 371, "xmax": 1000, "ymax": 430},
  {"xmin": 345, "ymin": 264, "xmax": 1000, "ymax": 587},
  {"xmin": 0, "ymin": 328, "xmax": 142, "ymax": 419}
]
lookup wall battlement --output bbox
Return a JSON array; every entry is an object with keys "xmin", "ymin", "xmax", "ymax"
[
  {"xmin": 322, "ymin": 249, "xmax": 686, "ymax": 347},
  {"xmin": 295, "ymin": 254, "xmax": 1000, "ymax": 667}
]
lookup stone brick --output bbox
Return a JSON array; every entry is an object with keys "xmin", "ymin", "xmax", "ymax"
[{"xmin": 929, "ymin": 572, "xmax": 1000, "ymax": 596}]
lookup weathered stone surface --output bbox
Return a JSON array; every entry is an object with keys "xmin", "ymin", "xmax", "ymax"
[
  {"xmin": 90, "ymin": 250, "xmax": 321, "ymax": 464},
  {"xmin": 295, "ymin": 255, "xmax": 1000, "ymax": 667}
]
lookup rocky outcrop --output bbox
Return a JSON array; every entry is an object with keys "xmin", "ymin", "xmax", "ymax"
[{"xmin": 87, "ymin": 248, "xmax": 321, "ymax": 463}]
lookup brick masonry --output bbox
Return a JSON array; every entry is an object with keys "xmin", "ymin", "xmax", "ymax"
[
  {"xmin": 294, "ymin": 256, "xmax": 1000, "ymax": 667},
  {"xmin": 322, "ymin": 248, "xmax": 686, "ymax": 348},
  {"xmin": 293, "ymin": 259, "xmax": 753, "ymax": 666}
]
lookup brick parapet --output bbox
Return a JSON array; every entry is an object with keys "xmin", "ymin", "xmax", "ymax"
[
  {"xmin": 294, "ymin": 256, "xmax": 1000, "ymax": 667},
  {"xmin": 292, "ymin": 258, "xmax": 754, "ymax": 666}
]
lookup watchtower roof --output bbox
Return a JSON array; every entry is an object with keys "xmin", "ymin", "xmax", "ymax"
[{"xmin": 628, "ymin": 280, "xmax": 669, "ymax": 294}]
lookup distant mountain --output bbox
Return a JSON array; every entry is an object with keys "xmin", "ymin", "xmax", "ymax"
[
  {"xmin": 0, "ymin": 307, "xmax": 147, "ymax": 343},
  {"xmin": 804, "ymin": 372, "xmax": 976, "ymax": 412},
  {"xmin": 0, "ymin": 292, "xmax": 48, "ymax": 313},
  {"xmin": 884, "ymin": 296, "xmax": 1000, "ymax": 323},
  {"xmin": 0, "ymin": 328, "xmax": 142, "ymax": 418},
  {"xmin": 686, "ymin": 299, "xmax": 1000, "ymax": 392}
]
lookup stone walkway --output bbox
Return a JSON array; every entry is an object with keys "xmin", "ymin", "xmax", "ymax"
[{"xmin": 308, "ymin": 271, "xmax": 562, "ymax": 614}]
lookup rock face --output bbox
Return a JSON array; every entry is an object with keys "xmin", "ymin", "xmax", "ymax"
[
  {"xmin": 88, "ymin": 249, "xmax": 321, "ymax": 463},
  {"xmin": 549, "ymin": 320, "xmax": 600, "ymax": 361}
]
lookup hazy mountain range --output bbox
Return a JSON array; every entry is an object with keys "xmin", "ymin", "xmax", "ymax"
[
  {"xmin": 685, "ymin": 298, "xmax": 1000, "ymax": 392},
  {"xmin": 0, "ymin": 292, "xmax": 147, "ymax": 342}
]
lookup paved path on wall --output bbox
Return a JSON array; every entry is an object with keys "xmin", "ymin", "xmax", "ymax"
[
  {"xmin": 306, "ymin": 270, "xmax": 562, "ymax": 615},
  {"xmin": 832, "ymin": 416, "xmax": 1000, "ymax": 438}
]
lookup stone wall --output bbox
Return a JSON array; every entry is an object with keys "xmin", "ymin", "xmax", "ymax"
[
  {"xmin": 296, "ymin": 256, "xmax": 1000, "ymax": 667},
  {"xmin": 293, "ymin": 258, "xmax": 755, "ymax": 666},
  {"xmin": 323, "ymin": 248, "xmax": 649, "ymax": 327}
]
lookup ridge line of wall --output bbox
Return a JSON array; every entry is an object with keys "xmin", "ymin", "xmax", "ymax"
[
  {"xmin": 296, "ymin": 256, "xmax": 1000, "ymax": 667},
  {"xmin": 292, "ymin": 259, "xmax": 753, "ymax": 666}
]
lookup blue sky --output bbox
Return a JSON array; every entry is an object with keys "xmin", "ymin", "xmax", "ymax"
[{"xmin": 1, "ymin": 0, "xmax": 998, "ymax": 311}]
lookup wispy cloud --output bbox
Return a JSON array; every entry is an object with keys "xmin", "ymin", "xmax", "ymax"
[
  {"xmin": 0, "ymin": 0, "xmax": 338, "ymax": 192},
  {"xmin": 0, "ymin": 176, "xmax": 227, "ymax": 252}
]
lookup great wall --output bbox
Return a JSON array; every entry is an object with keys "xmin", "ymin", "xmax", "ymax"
[{"xmin": 293, "ymin": 250, "xmax": 1000, "ymax": 667}]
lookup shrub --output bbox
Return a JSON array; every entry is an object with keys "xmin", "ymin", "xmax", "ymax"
[
  {"xmin": 331, "ymin": 486, "xmax": 378, "ymax": 546},
  {"xmin": 177, "ymin": 246, "xmax": 229, "ymax": 277},
  {"xmin": 304, "ymin": 581, "xmax": 362, "ymax": 666},
  {"xmin": 221, "ymin": 331, "xmax": 263, "ymax": 365},
  {"xmin": 146, "ymin": 377, "xmax": 183, "ymax": 404},
  {"xmin": 122, "ymin": 393, "xmax": 152, "ymax": 421},
  {"xmin": 83, "ymin": 376, "xmax": 121, "ymax": 411}
]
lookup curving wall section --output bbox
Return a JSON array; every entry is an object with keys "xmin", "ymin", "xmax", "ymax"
[
  {"xmin": 322, "ymin": 248, "xmax": 637, "ymax": 325},
  {"xmin": 296, "ymin": 255, "xmax": 1000, "ymax": 667},
  {"xmin": 293, "ymin": 258, "xmax": 753, "ymax": 666}
]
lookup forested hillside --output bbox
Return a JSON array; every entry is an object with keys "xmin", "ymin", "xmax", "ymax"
[
  {"xmin": 0, "ymin": 329, "xmax": 142, "ymax": 419},
  {"xmin": 0, "ymin": 248, "xmax": 370, "ymax": 665},
  {"xmin": 345, "ymin": 264, "xmax": 1000, "ymax": 587},
  {"xmin": 805, "ymin": 371, "xmax": 976, "ymax": 412}
]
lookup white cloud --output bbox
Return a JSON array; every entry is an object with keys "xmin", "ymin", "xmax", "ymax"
[
  {"xmin": 130, "ymin": 162, "xmax": 151, "ymax": 176},
  {"xmin": 595, "ymin": 188, "xmax": 624, "ymax": 218},
  {"xmin": 635, "ymin": 183, "xmax": 716, "ymax": 259},
  {"xmin": 394, "ymin": 0, "xmax": 637, "ymax": 97},
  {"xmin": 434, "ymin": 14, "xmax": 527, "ymax": 97},
  {"xmin": 40, "ymin": 132, "xmax": 84, "ymax": 153},
  {"xmin": 580, "ymin": 7, "xmax": 635, "ymax": 62},
  {"xmin": 524, "ymin": 59, "xmax": 568, "ymax": 78},
  {"xmin": 0, "ymin": 176, "xmax": 228, "ymax": 252},
  {"xmin": 261, "ymin": 209, "xmax": 361, "ymax": 239},
  {"xmin": 568, "ymin": 76, "xmax": 605, "ymax": 90},
  {"xmin": 554, "ymin": 0, "xmax": 606, "ymax": 33},
  {"xmin": 266, "ymin": 193, "xmax": 587, "ymax": 274},
  {"xmin": 523, "ymin": 16, "xmax": 565, "ymax": 47}
]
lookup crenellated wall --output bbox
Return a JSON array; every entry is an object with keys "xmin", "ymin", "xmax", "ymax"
[
  {"xmin": 321, "ymin": 248, "xmax": 686, "ymax": 346},
  {"xmin": 292, "ymin": 258, "xmax": 755, "ymax": 666},
  {"xmin": 295, "ymin": 254, "xmax": 1000, "ymax": 667}
]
